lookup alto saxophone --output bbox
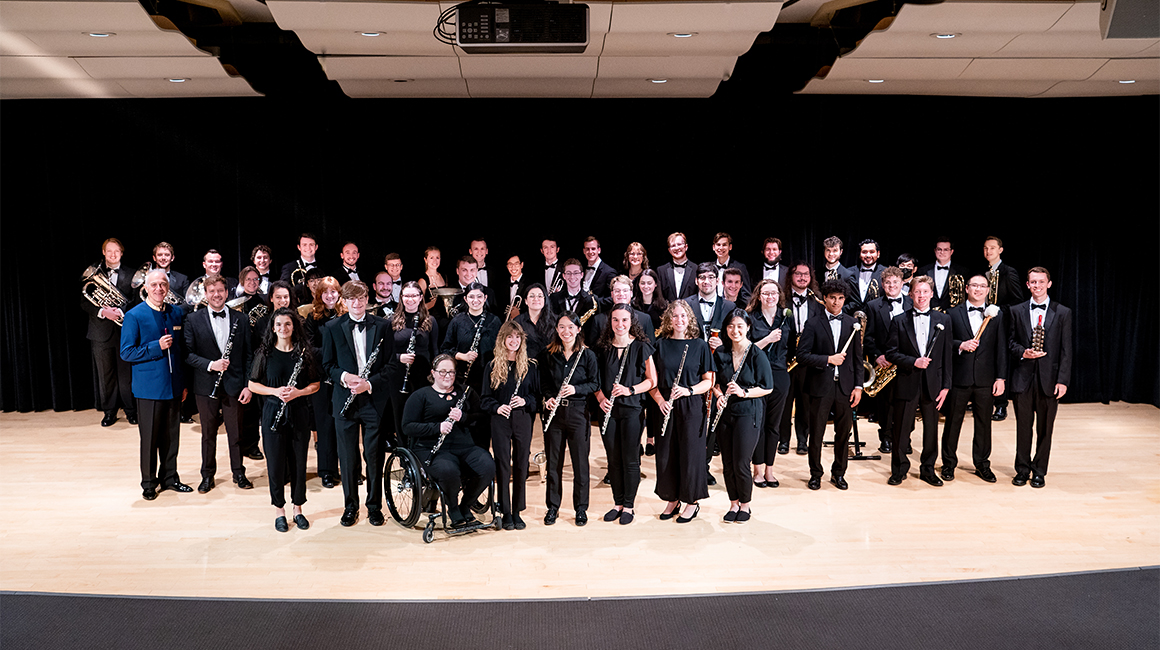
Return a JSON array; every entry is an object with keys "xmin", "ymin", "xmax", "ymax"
[{"xmin": 578, "ymin": 296, "xmax": 599, "ymax": 326}]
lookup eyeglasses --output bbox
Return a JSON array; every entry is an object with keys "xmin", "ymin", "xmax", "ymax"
[{"xmin": 434, "ymin": 369, "xmax": 456, "ymax": 376}]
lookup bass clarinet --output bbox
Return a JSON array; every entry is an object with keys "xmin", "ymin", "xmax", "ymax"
[{"xmin": 209, "ymin": 318, "xmax": 241, "ymax": 399}]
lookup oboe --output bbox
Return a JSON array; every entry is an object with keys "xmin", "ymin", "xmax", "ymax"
[
  {"xmin": 209, "ymin": 318, "xmax": 241, "ymax": 399},
  {"xmin": 599, "ymin": 344, "xmax": 632, "ymax": 437},
  {"xmin": 272, "ymin": 349, "xmax": 305, "ymax": 432},
  {"xmin": 659, "ymin": 342, "xmax": 689, "ymax": 437},
  {"xmin": 428, "ymin": 386, "xmax": 471, "ymax": 464},
  {"xmin": 399, "ymin": 329, "xmax": 417, "ymax": 394},
  {"xmin": 710, "ymin": 342, "xmax": 751, "ymax": 434},
  {"xmin": 462, "ymin": 318, "xmax": 483, "ymax": 382},
  {"xmin": 339, "ymin": 336, "xmax": 384, "ymax": 417},
  {"xmin": 543, "ymin": 346, "xmax": 584, "ymax": 432}
]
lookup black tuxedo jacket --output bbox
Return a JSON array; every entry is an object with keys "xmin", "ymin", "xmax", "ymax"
[
  {"xmin": 818, "ymin": 263, "xmax": 855, "ymax": 285},
  {"xmin": 846, "ymin": 263, "xmax": 885, "ymax": 313},
  {"xmin": 656, "ymin": 260, "xmax": 698, "ymax": 302},
  {"xmin": 758, "ymin": 261, "xmax": 790, "ymax": 287},
  {"xmin": 368, "ymin": 296, "xmax": 398, "ymax": 319},
  {"xmin": 321, "ymin": 313, "xmax": 394, "ymax": 415},
  {"xmin": 165, "ymin": 269, "xmax": 190, "ymax": 301},
  {"xmin": 81, "ymin": 262, "xmax": 137, "ymax": 343},
  {"xmin": 583, "ymin": 261, "xmax": 618, "ymax": 300},
  {"xmin": 332, "ymin": 266, "xmax": 364, "ymax": 287},
  {"xmin": 279, "ymin": 259, "xmax": 318, "ymax": 283},
  {"xmin": 948, "ymin": 303, "xmax": 1008, "ymax": 387},
  {"xmin": 550, "ymin": 288, "xmax": 597, "ymax": 320},
  {"xmin": 786, "ymin": 293, "xmax": 826, "ymax": 361},
  {"xmin": 918, "ymin": 261, "xmax": 969, "ymax": 311},
  {"xmin": 797, "ymin": 312, "xmax": 864, "ymax": 397},
  {"xmin": 885, "ymin": 309, "xmax": 953, "ymax": 401},
  {"xmin": 982, "ymin": 262, "xmax": 1025, "ymax": 308},
  {"xmin": 1007, "ymin": 300, "xmax": 1072, "ymax": 395},
  {"xmin": 863, "ymin": 295, "xmax": 911, "ymax": 361},
  {"xmin": 498, "ymin": 275, "xmax": 532, "ymax": 317},
  {"xmin": 684, "ymin": 295, "xmax": 736, "ymax": 341},
  {"xmin": 183, "ymin": 307, "xmax": 252, "ymax": 397}
]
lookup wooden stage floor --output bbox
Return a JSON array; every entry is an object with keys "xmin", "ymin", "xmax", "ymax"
[{"xmin": 2, "ymin": 403, "xmax": 1157, "ymax": 600}]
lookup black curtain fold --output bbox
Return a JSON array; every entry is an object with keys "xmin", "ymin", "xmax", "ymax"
[{"xmin": 2, "ymin": 96, "xmax": 1157, "ymax": 411}]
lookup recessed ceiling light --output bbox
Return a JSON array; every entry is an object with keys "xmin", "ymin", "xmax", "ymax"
[
  {"xmin": 931, "ymin": 33, "xmax": 960, "ymax": 39},
  {"xmin": 867, "ymin": 79, "xmax": 885, "ymax": 83},
  {"xmin": 648, "ymin": 79, "xmax": 668, "ymax": 84},
  {"xmin": 667, "ymin": 33, "xmax": 696, "ymax": 38},
  {"xmin": 168, "ymin": 78, "xmax": 188, "ymax": 83},
  {"xmin": 391, "ymin": 79, "xmax": 414, "ymax": 83},
  {"xmin": 86, "ymin": 32, "xmax": 115, "ymax": 37},
  {"xmin": 1118, "ymin": 80, "xmax": 1136, "ymax": 84},
  {"xmin": 359, "ymin": 32, "xmax": 382, "ymax": 37}
]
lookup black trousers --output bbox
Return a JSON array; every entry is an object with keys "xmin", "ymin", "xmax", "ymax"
[
  {"xmin": 1013, "ymin": 383, "xmax": 1058, "ymax": 477},
  {"xmin": 240, "ymin": 400, "xmax": 261, "ymax": 456},
  {"xmin": 942, "ymin": 385, "xmax": 995, "ymax": 472},
  {"xmin": 891, "ymin": 391, "xmax": 940, "ymax": 478},
  {"xmin": 310, "ymin": 383, "xmax": 340, "ymax": 479},
  {"xmin": 420, "ymin": 443, "xmax": 495, "ymax": 523},
  {"xmin": 808, "ymin": 380, "xmax": 854, "ymax": 480},
  {"xmin": 137, "ymin": 397, "xmax": 180, "ymax": 490},
  {"xmin": 653, "ymin": 396, "xmax": 708, "ymax": 504},
  {"xmin": 602, "ymin": 407, "xmax": 644, "ymax": 509},
  {"xmin": 753, "ymin": 372, "xmax": 790, "ymax": 466},
  {"xmin": 543, "ymin": 401, "xmax": 589, "ymax": 512},
  {"xmin": 335, "ymin": 394, "xmax": 386, "ymax": 511},
  {"xmin": 780, "ymin": 365, "xmax": 810, "ymax": 449},
  {"xmin": 93, "ymin": 339, "xmax": 135, "ymax": 418},
  {"xmin": 491, "ymin": 409, "xmax": 533, "ymax": 515},
  {"xmin": 719, "ymin": 411, "xmax": 760, "ymax": 503},
  {"xmin": 262, "ymin": 402, "xmax": 310, "ymax": 508},
  {"xmin": 873, "ymin": 381, "xmax": 897, "ymax": 444},
  {"xmin": 194, "ymin": 393, "xmax": 245, "ymax": 480}
]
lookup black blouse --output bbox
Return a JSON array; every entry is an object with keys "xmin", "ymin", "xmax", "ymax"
[
  {"xmin": 512, "ymin": 311, "xmax": 552, "ymax": 361},
  {"xmin": 596, "ymin": 339, "xmax": 654, "ymax": 412},
  {"xmin": 441, "ymin": 311, "xmax": 500, "ymax": 389},
  {"xmin": 480, "ymin": 360, "xmax": 541, "ymax": 415},
  {"xmin": 252, "ymin": 347, "xmax": 320, "ymax": 425},
  {"xmin": 749, "ymin": 307, "xmax": 794, "ymax": 373},
  {"xmin": 538, "ymin": 346, "xmax": 598, "ymax": 400},
  {"xmin": 386, "ymin": 313, "xmax": 440, "ymax": 391},
  {"xmin": 713, "ymin": 344, "xmax": 773, "ymax": 419},
  {"xmin": 401, "ymin": 384, "xmax": 480, "ymax": 452},
  {"xmin": 651, "ymin": 337, "xmax": 713, "ymax": 398}
]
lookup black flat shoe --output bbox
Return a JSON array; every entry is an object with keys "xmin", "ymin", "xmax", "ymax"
[
  {"xmin": 275, "ymin": 516, "xmax": 289, "ymax": 533},
  {"xmin": 753, "ymin": 479, "xmax": 767, "ymax": 489},
  {"xmin": 723, "ymin": 510, "xmax": 737, "ymax": 523},
  {"xmin": 603, "ymin": 508, "xmax": 622, "ymax": 522},
  {"xmin": 735, "ymin": 509, "xmax": 751, "ymax": 523},
  {"xmin": 644, "ymin": 443, "xmax": 655, "ymax": 456},
  {"xmin": 619, "ymin": 510, "xmax": 634, "ymax": 525},
  {"xmin": 503, "ymin": 515, "xmax": 515, "ymax": 531},
  {"xmin": 294, "ymin": 514, "xmax": 310, "ymax": 530},
  {"xmin": 765, "ymin": 477, "xmax": 779, "ymax": 488},
  {"xmin": 676, "ymin": 503, "xmax": 699, "ymax": 524}
]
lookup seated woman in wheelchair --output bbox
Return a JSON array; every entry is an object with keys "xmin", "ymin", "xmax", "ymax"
[{"xmin": 401, "ymin": 353, "xmax": 496, "ymax": 528}]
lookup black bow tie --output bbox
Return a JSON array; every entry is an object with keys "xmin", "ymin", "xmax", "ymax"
[
  {"xmin": 861, "ymin": 267, "xmax": 875, "ymax": 273},
  {"xmin": 716, "ymin": 263, "xmax": 727, "ymax": 270},
  {"xmin": 888, "ymin": 297, "xmax": 903, "ymax": 304},
  {"xmin": 586, "ymin": 266, "xmax": 596, "ymax": 271},
  {"xmin": 545, "ymin": 262, "xmax": 557, "ymax": 269},
  {"xmin": 936, "ymin": 265, "xmax": 950, "ymax": 271},
  {"xmin": 510, "ymin": 280, "xmax": 520, "ymax": 286},
  {"xmin": 352, "ymin": 319, "xmax": 366, "ymax": 332},
  {"xmin": 699, "ymin": 299, "xmax": 714, "ymax": 305},
  {"xmin": 672, "ymin": 262, "xmax": 687, "ymax": 269},
  {"xmin": 968, "ymin": 306, "xmax": 984, "ymax": 313},
  {"xmin": 828, "ymin": 314, "xmax": 843, "ymax": 322},
  {"xmin": 211, "ymin": 310, "xmax": 227, "ymax": 319},
  {"xmin": 764, "ymin": 263, "xmax": 778, "ymax": 270},
  {"xmin": 914, "ymin": 310, "xmax": 930, "ymax": 317},
  {"xmin": 793, "ymin": 294, "xmax": 807, "ymax": 305},
  {"xmin": 1031, "ymin": 303, "xmax": 1047, "ymax": 311}
]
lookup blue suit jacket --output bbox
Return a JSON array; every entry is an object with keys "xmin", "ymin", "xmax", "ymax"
[{"xmin": 121, "ymin": 301, "xmax": 186, "ymax": 400}]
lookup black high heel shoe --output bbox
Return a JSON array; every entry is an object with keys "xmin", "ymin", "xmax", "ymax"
[
  {"xmin": 659, "ymin": 502, "xmax": 681, "ymax": 521},
  {"xmin": 676, "ymin": 503, "xmax": 700, "ymax": 524}
]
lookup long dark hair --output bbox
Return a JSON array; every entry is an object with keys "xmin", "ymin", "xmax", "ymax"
[
  {"xmin": 392, "ymin": 280, "xmax": 433, "ymax": 332},
  {"xmin": 721, "ymin": 308, "xmax": 752, "ymax": 352},
  {"xmin": 251, "ymin": 307, "xmax": 316, "ymax": 382},
  {"xmin": 633, "ymin": 268, "xmax": 668, "ymax": 312},
  {"xmin": 521, "ymin": 282, "xmax": 555, "ymax": 340},
  {"xmin": 547, "ymin": 311, "xmax": 585, "ymax": 355},
  {"xmin": 597, "ymin": 303, "xmax": 647, "ymax": 350}
]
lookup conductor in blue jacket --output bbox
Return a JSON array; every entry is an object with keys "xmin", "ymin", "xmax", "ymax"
[{"xmin": 121, "ymin": 269, "xmax": 191, "ymax": 501}]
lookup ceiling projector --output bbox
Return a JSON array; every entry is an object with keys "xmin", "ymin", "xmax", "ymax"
[{"xmin": 454, "ymin": 3, "xmax": 589, "ymax": 54}]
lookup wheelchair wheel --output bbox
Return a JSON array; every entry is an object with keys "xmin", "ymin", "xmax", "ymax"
[
  {"xmin": 385, "ymin": 448, "xmax": 422, "ymax": 528},
  {"xmin": 422, "ymin": 520, "xmax": 436, "ymax": 544}
]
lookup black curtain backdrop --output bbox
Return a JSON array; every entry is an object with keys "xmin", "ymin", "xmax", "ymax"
[{"xmin": 2, "ymin": 95, "xmax": 1157, "ymax": 412}]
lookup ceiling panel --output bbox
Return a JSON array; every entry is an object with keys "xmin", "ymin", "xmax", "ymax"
[
  {"xmin": 799, "ymin": 78, "xmax": 1059, "ymax": 96},
  {"xmin": 0, "ymin": 76, "xmax": 132, "ymax": 98},
  {"xmin": 1038, "ymin": 78, "xmax": 1160, "ymax": 96},
  {"xmin": 116, "ymin": 77, "xmax": 259, "ymax": 96},
  {"xmin": 74, "ymin": 56, "xmax": 232, "ymax": 78},
  {"xmin": 592, "ymin": 76, "xmax": 724, "ymax": 97},
  {"xmin": 596, "ymin": 55, "xmax": 736, "ymax": 79},
  {"xmin": 959, "ymin": 57, "xmax": 1107, "ymax": 80},
  {"xmin": 459, "ymin": 55, "xmax": 597, "ymax": 78},
  {"xmin": 0, "ymin": 55, "xmax": 90, "ymax": 78},
  {"xmin": 823, "ymin": 57, "xmax": 973, "ymax": 80},
  {"xmin": 335, "ymin": 77, "xmax": 469, "ymax": 97},
  {"xmin": 321, "ymin": 55, "xmax": 461, "ymax": 80},
  {"xmin": 465, "ymin": 77, "xmax": 594, "ymax": 97}
]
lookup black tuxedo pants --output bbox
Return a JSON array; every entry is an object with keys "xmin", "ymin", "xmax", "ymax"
[
  {"xmin": 780, "ymin": 365, "xmax": 811, "ymax": 449},
  {"xmin": 137, "ymin": 397, "xmax": 181, "ymax": 490},
  {"xmin": 93, "ymin": 339, "xmax": 135, "ymax": 418},
  {"xmin": 335, "ymin": 395, "xmax": 386, "ymax": 511},
  {"xmin": 942, "ymin": 385, "xmax": 994, "ymax": 472},
  {"xmin": 194, "ymin": 393, "xmax": 245, "ymax": 480},
  {"xmin": 491, "ymin": 409, "xmax": 533, "ymax": 515},
  {"xmin": 310, "ymin": 383, "xmax": 340, "ymax": 479},
  {"xmin": 891, "ymin": 392, "xmax": 939, "ymax": 479},
  {"xmin": 602, "ymin": 408, "xmax": 644, "ymax": 509},
  {"xmin": 1013, "ymin": 383, "xmax": 1058, "ymax": 477},
  {"xmin": 653, "ymin": 396, "xmax": 708, "ymax": 504},
  {"xmin": 543, "ymin": 401, "xmax": 590, "ymax": 513},
  {"xmin": 808, "ymin": 380, "xmax": 853, "ymax": 480}
]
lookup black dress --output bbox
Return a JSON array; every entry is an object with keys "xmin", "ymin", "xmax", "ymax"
[
  {"xmin": 252, "ymin": 346, "xmax": 319, "ymax": 508},
  {"xmin": 651, "ymin": 337, "xmax": 713, "ymax": 504}
]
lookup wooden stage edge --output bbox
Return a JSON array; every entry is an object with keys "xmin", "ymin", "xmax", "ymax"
[{"xmin": 1, "ymin": 403, "xmax": 1157, "ymax": 601}]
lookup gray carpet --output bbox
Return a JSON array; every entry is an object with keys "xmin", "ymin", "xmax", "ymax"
[{"xmin": 3, "ymin": 567, "xmax": 1156, "ymax": 650}]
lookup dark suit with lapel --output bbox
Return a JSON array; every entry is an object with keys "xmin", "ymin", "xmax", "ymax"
[
  {"xmin": 715, "ymin": 258, "xmax": 752, "ymax": 304},
  {"xmin": 919, "ymin": 262, "xmax": 969, "ymax": 312},
  {"xmin": 332, "ymin": 265, "xmax": 363, "ymax": 287},
  {"xmin": 782, "ymin": 292, "xmax": 826, "ymax": 451},
  {"xmin": 797, "ymin": 311, "xmax": 864, "ymax": 480},
  {"xmin": 885, "ymin": 308, "xmax": 953, "ymax": 480},
  {"xmin": 941, "ymin": 303, "xmax": 1008, "ymax": 473},
  {"xmin": 165, "ymin": 269, "xmax": 190, "ymax": 302},
  {"xmin": 985, "ymin": 262, "xmax": 1025, "ymax": 309},
  {"xmin": 322, "ymin": 312, "xmax": 393, "ymax": 512},
  {"xmin": 684, "ymin": 295, "xmax": 735, "ymax": 341},
  {"xmin": 846, "ymin": 263, "xmax": 885, "ymax": 315},
  {"xmin": 1008, "ymin": 299, "xmax": 1072, "ymax": 478},
  {"xmin": 83, "ymin": 262, "xmax": 138, "ymax": 420},
  {"xmin": 863, "ymin": 294, "xmax": 910, "ymax": 445},
  {"xmin": 497, "ymin": 275, "xmax": 531, "ymax": 318},
  {"xmin": 656, "ymin": 260, "xmax": 698, "ymax": 302},
  {"xmin": 759, "ymin": 261, "xmax": 791, "ymax": 287},
  {"xmin": 818, "ymin": 263, "xmax": 855, "ymax": 286},
  {"xmin": 184, "ymin": 307, "xmax": 252, "ymax": 481},
  {"xmin": 583, "ymin": 260, "xmax": 617, "ymax": 300}
]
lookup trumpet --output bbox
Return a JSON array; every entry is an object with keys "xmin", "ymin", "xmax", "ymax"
[
  {"xmin": 549, "ymin": 267, "xmax": 565, "ymax": 295},
  {"xmin": 504, "ymin": 294, "xmax": 522, "ymax": 322},
  {"xmin": 81, "ymin": 264, "xmax": 128, "ymax": 326}
]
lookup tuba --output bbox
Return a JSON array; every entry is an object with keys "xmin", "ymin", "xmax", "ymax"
[
  {"xmin": 131, "ymin": 263, "xmax": 182, "ymax": 305},
  {"xmin": 81, "ymin": 264, "xmax": 128, "ymax": 326}
]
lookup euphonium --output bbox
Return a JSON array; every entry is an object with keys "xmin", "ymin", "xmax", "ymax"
[
  {"xmin": 947, "ymin": 274, "xmax": 966, "ymax": 309},
  {"xmin": 81, "ymin": 264, "xmax": 128, "ymax": 326}
]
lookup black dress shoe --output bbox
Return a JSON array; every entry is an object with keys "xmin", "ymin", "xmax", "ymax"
[
  {"xmin": 294, "ymin": 514, "xmax": 310, "ymax": 530},
  {"xmin": 1030, "ymin": 475, "xmax": 1046, "ymax": 488},
  {"xmin": 940, "ymin": 466, "xmax": 955, "ymax": 481},
  {"xmin": 1012, "ymin": 473, "xmax": 1029, "ymax": 486},
  {"xmin": 197, "ymin": 478, "xmax": 214, "ymax": 494},
  {"xmin": 575, "ymin": 510, "xmax": 587, "ymax": 526},
  {"xmin": 992, "ymin": 405, "xmax": 1007, "ymax": 421},
  {"xmin": 878, "ymin": 440, "xmax": 892, "ymax": 454},
  {"xmin": 503, "ymin": 515, "xmax": 515, "ymax": 531},
  {"xmin": 275, "ymin": 516, "xmax": 289, "ymax": 533},
  {"xmin": 830, "ymin": 476, "xmax": 849, "ymax": 490},
  {"xmin": 340, "ymin": 506, "xmax": 359, "ymax": 527},
  {"xmin": 975, "ymin": 467, "xmax": 998, "ymax": 483},
  {"xmin": 244, "ymin": 449, "xmax": 264, "ymax": 461},
  {"xmin": 676, "ymin": 503, "xmax": 699, "ymax": 524},
  {"xmin": 777, "ymin": 442, "xmax": 789, "ymax": 455},
  {"xmin": 644, "ymin": 443, "xmax": 655, "ymax": 456},
  {"xmin": 603, "ymin": 508, "xmax": 622, "ymax": 522},
  {"xmin": 796, "ymin": 446, "xmax": 808, "ymax": 455},
  {"xmin": 368, "ymin": 510, "xmax": 385, "ymax": 526},
  {"xmin": 602, "ymin": 473, "xmax": 611, "ymax": 485},
  {"xmin": 808, "ymin": 477, "xmax": 821, "ymax": 490},
  {"xmin": 920, "ymin": 473, "xmax": 944, "ymax": 487},
  {"xmin": 233, "ymin": 475, "xmax": 254, "ymax": 490},
  {"xmin": 166, "ymin": 481, "xmax": 194, "ymax": 493},
  {"xmin": 659, "ymin": 502, "xmax": 681, "ymax": 521},
  {"xmin": 180, "ymin": 414, "xmax": 194, "ymax": 424},
  {"xmin": 765, "ymin": 477, "xmax": 779, "ymax": 488},
  {"xmin": 101, "ymin": 413, "xmax": 117, "ymax": 427},
  {"xmin": 513, "ymin": 513, "xmax": 527, "ymax": 530},
  {"xmin": 142, "ymin": 487, "xmax": 158, "ymax": 501},
  {"xmin": 126, "ymin": 414, "xmax": 138, "ymax": 426},
  {"xmin": 753, "ymin": 479, "xmax": 767, "ymax": 489},
  {"xmin": 321, "ymin": 475, "xmax": 338, "ymax": 489},
  {"xmin": 887, "ymin": 475, "xmax": 904, "ymax": 486},
  {"xmin": 544, "ymin": 509, "xmax": 558, "ymax": 526},
  {"xmin": 906, "ymin": 444, "xmax": 914, "ymax": 454},
  {"xmin": 706, "ymin": 472, "xmax": 717, "ymax": 486}
]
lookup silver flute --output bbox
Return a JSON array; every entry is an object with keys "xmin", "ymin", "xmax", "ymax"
[
  {"xmin": 599, "ymin": 344, "xmax": 632, "ymax": 437},
  {"xmin": 543, "ymin": 347, "xmax": 584, "ymax": 432},
  {"xmin": 659, "ymin": 343, "xmax": 689, "ymax": 437},
  {"xmin": 710, "ymin": 343, "xmax": 751, "ymax": 434}
]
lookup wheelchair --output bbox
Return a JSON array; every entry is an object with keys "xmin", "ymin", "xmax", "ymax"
[{"xmin": 384, "ymin": 446, "xmax": 501, "ymax": 543}]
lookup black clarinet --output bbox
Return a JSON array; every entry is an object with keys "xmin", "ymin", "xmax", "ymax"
[
  {"xmin": 209, "ymin": 318, "xmax": 241, "ymax": 399},
  {"xmin": 427, "ymin": 387, "xmax": 471, "ymax": 465},
  {"xmin": 272, "ymin": 350, "xmax": 305, "ymax": 432}
]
